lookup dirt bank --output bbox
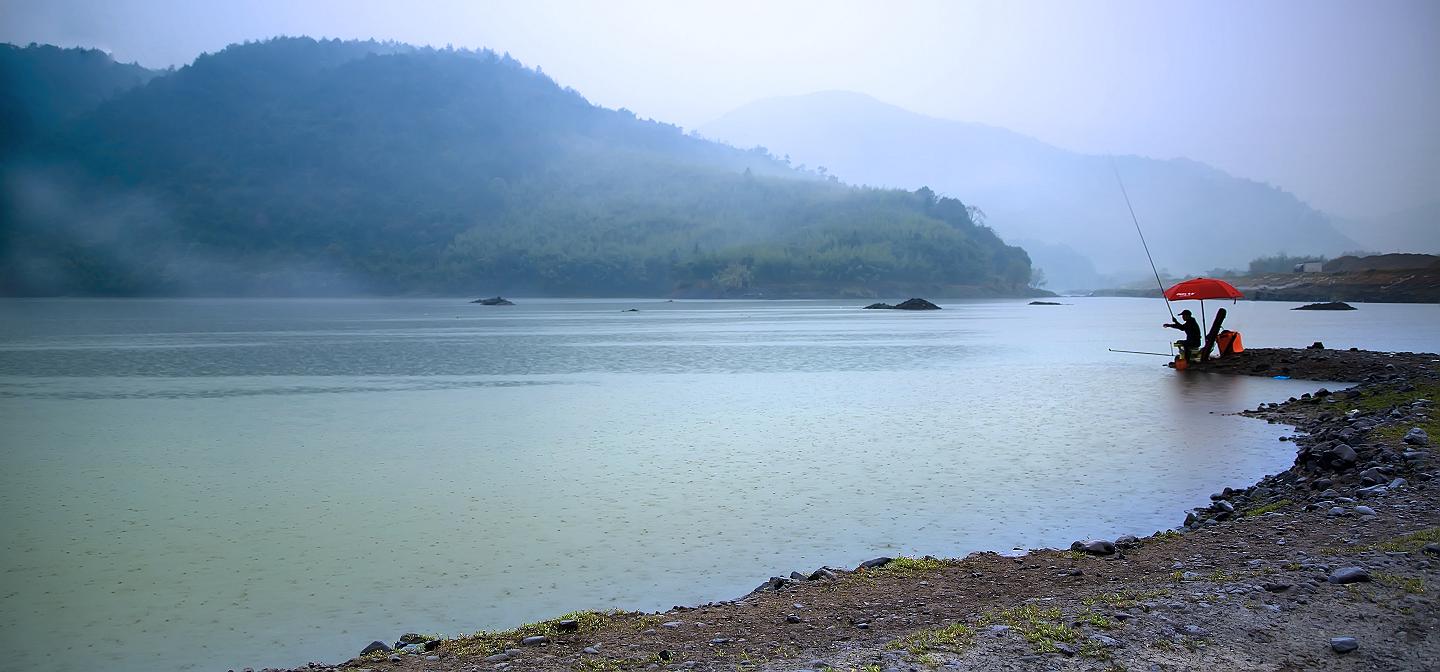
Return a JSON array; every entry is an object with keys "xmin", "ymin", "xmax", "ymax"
[{"xmin": 283, "ymin": 348, "xmax": 1439, "ymax": 672}]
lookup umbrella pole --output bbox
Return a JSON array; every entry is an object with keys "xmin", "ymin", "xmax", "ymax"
[{"xmin": 1201, "ymin": 299, "xmax": 1207, "ymax": 335}]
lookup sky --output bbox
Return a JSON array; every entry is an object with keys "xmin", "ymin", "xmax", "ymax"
[{"xmin": 2, "ymin": 0, "xmax": 1436, "ymax": 218}]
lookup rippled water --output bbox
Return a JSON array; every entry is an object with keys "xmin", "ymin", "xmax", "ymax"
[{"xmin": 0, "ymin": 297, "xmax": 1435, "ymax": 671}]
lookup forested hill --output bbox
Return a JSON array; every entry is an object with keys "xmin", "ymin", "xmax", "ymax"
[
  {"xmin": 0, "ymin": 38, "xmax": 1032, "ymax": 297},
  {"xmin": 0, "ymin": 44, "xmax": 160, "ymax": 151}
]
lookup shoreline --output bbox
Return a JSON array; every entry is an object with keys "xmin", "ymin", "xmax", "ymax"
[{"xmin": 286, "ymin": 347, "xmax": 1439, "ymax": 672}]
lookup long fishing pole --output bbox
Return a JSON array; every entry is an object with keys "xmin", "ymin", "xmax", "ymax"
[
  {"xmin": 1111, "ymin": 158, "xmax": 1176, "ymax": 322},
  {"xmin": 1108, "ymin": 348, "xmax": 1171, "ymax": 357}
]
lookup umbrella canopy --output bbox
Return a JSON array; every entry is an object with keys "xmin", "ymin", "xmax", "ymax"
[{"xmin": 1164, "ymin": 277, "xmax": 1244, "ymax": 301}]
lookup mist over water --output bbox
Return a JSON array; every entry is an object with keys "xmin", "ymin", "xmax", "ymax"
[{"xmin": 1, "ymin": 297, "xmax": 1435, "ymax": 671}]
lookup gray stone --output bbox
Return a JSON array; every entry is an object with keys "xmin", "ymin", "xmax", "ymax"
[
  {"xmin": 1090, "ymin": 634, "xmax": 1122, "ymax": 648},
  {"xmin": 1213, "ymin": 500, "xmax": 1235, "ymax": 514},
  {"xmin": 1181, "ymin": 625, "xmax": 1207, "ymax": 637},
  {"xmin": 359, "ymin": 641, "xmax": 391, "ymax": 655},
  {"xmin": 1054, "ymin": 642, "xmax": 1078, "ymax": 656},
  {"xmin": 1115, "ymin": 534, "xmax": 1140, "ymax": 547},
  {"xmin": 1328, "ymin": 507, "xmax": 1346, "ymax": 516},
  {"xmin": 1404, "ymin": 427, "xmax": 1430, "ymax": 446},
  {"xmin": 1354, "ymin": 505, "xmax": 1376, "ymax": 516},
  {"xmin": 424, "ymin": 655, "xmax": 439, "ymax": 662},
  {"xmin": 1423, "ymin": 543, "xmax": 1440, "ymax": 555},
  {"xmin": 582, "ymin": 647, "xmax": 600, "ymax": 655},
  {"xmin": 786, "ymin": 614, "xmax": 802, "ymax": 624},
  {"xmin": 987, "ymin": 625, "xmax": 1011, "ymax": 635},
  {"xmin": 1330, "ymin": 636, "xmax": 1358, "ymax": 653},
  {"xmin": 859, "ymin": 557, "xmax": 893, "ymax": 569},
  {"xmin": 662, "ymin": 621, "xmax": 682, "ymax": 629},
  {"xmin": 1074, "ymin": 539, "xmax": 1116, "ymax": 555},
  {"xmin": 521, "ymin": 635, "xmax": 549, "ymax": 646},
  {"xmin": 1328, "ymin": 567, "xmax": 1370, "ymax": 584}
]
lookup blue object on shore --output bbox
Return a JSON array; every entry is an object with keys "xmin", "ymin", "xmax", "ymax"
[{"xmin": 1273, "ymin": 375, "xmax": 1290, "ymax": 380}]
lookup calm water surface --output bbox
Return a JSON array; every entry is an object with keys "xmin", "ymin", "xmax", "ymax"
[{"xmin": 1, "ymin": 297, "xmax": 1436, "ymax": 671}]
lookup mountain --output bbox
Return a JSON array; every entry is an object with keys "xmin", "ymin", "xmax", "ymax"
[
  {"xmin": 0, "ymin": 43, "xmax": 161, "ymax": 150},
  {"xmin": 700, "ymin": 91, "xmax": 1360, "ymax": 291},
  {"xmin": 1332, "ymin": 201, "xmax": 1440, "ymax": 254},
  {"xmin": 0, "ymin": 39, "xmax": 1032, "ymax": 297}
]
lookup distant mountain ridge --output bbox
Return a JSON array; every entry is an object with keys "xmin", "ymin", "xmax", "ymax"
[
  {"xmin": 0, "ymin": 39, "xmax": 1032, "ymax": 297},
  {"xmin": 700, "ymin": 91, "xmax": 1361, "ymax": 290}
]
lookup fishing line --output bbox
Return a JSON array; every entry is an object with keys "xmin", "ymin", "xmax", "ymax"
[{"xmin": 1111, "ymin": 158, "xmax": 1176, "ymax": 322}]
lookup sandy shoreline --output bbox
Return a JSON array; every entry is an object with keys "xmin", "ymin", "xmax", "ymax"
[{"xmin": 279, "ymin": 347, "xmax": 1439, "ymax": 672}]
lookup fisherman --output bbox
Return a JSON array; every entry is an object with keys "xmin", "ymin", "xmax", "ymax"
[{"xmin": 1163, "ymin": 309, "xmax": 1202, "ymax": 359}]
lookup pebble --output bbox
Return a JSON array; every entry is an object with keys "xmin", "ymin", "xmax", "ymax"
[
  {"xmin": 582, "ymin": 647, "xmax": 600, "ymax": 655},
  {"xmin": 786, "ymin": 614, "xmax": 802, "ymax": 624},
  {"xmin": 1181, "ymin": 625, "xmax": 1207, "ymax": 637},
  {"xmin": 521, "ymin": 635, "xmax": 549, "ymax": 646},
  {"xmin": 1353, "ymin": 505, "xmax": 1376, "ymax": 516},
  {"xmin": 423, "ymin": 655, "xmax": 439, "ymax": 662},
  {"xmin": 1330, "ymin": 636, "xmax": 1359, "ymax": 653},
  {"xmin": 1328, "ymin": 567, "xmax": 1371, "ymax": 584},
  {"xmin": 1054, "ymin": 642, "xmax": 1078, "ymax": 656},
  {"xmin": 662, "ymin": 621, "xmax": 682, "ymax": 629}
]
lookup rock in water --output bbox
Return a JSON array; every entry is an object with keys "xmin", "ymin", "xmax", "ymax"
[
  {"xmin": 472, "ymin": 296, "xmax": 515, "ymax": 305},
  {"xmin": 862, "ymin": 302, "xmax": 894, "ymax": 309},
  {"xmin": 1028, "ymin": 301, "xmax": 1063, "ymax": 305},
  {"xmin": 1293, "ymin": 301, "xmax": 1357, "ymax": 310},
  {"xmin": 893, "ymin": 298, "xmax": 941, "ymax": 310}
]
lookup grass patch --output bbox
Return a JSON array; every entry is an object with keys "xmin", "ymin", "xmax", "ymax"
[
  {"xmin": 876, "ymin": 556, "xmax": 955, "ymax": 575},
  {"xmin": 1374, "ymin": 572, "xmax": 1426, "ymax": 594},
  {"xmin": 978, "ymin": 603, "xmax": 1077, "ymax": 654},
  {"xmin": 1148, "ymin": 530, "xmax": 1183, "ymax": 543},
  {"xmin": 1355, "ymin": 383, "xmax": 1439, "ymax": 443},
  {"xmin": 1081, "ymin": 589, "xmax": 1167, "ymax": 609},
  {"xmin": 887, "ymin": 622, "xmax": 975, "ymax": 655},
  {"xmin": 447, "ymin": 610, "xmax": 634, "ymax": 658},
  {"xmin": 1243, "ymin": 499, "xmax": 1293, "ymax": 517},
  {"xmin": 1375, "ymin": 528, "xmax": 1440, "ymax": 553},
  {"xmin": 1075, "ymin": 609, "xmax": 1117, "ymax": 630}
]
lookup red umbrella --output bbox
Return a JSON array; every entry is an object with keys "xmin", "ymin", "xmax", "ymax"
[
  {"xmin": 1164, "ymin": 277, "xmax": 1243, "ymax": 335},
  {"xmin": 1164, "ymin": 277, "xmax": 1244, "ymax": 301}
]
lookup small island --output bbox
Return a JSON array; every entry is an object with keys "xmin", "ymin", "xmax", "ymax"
[
  {"xmin": 471, "ymin": 296, "xmax": 515, "ymax": 306},
  {"xmin": 863, "ymin": 298, "xmax": 941, "ymax": 310},
  {"xmin": 1293, "ymin": 301, "xmax": 1356, "ymax": 311}
]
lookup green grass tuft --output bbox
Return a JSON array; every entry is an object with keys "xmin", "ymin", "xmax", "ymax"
[
  {"xmin": 1243, "ymin": 499, "xmax": 1293, "ymax": 517},
  {"xmin": 887, "ymin": 622, "xmax": 976, "ymax": 655}
]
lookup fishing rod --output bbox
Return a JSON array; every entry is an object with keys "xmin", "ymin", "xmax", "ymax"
[
  {"xmin": 1108, "ymin": 348, "xmax": 1171, "ymax": 357},
  {"xmin": 1111, "ymin": 158, "xmax": 1176, "ymax": 322}
]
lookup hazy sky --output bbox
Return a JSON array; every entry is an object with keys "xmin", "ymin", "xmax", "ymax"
[{"xmin": 3, "ymin": 0, "xmax": 1436, "ymax": 217}]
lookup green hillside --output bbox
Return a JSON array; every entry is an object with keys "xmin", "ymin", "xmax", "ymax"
[{"xmin": 1, "ymin": 38, "xmax": 1031, "ymax": 297}]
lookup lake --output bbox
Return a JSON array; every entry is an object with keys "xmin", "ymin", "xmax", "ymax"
[{"xmin": 1, "ymin": 297, "xmax": 1436, "ymax": 671}]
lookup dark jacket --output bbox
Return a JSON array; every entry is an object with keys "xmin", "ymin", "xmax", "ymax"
[{"xmin": 1165, "ymin": 315, "xmax": 1202, "ymax": 348}]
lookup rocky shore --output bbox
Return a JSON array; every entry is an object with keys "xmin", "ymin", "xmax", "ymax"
[{"xmin": 281, "ymin": 347, "xmax": 1439, "ymax": 672}]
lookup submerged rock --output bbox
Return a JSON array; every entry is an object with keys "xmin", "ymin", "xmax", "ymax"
[
  {"xmin": 472, "ymin": 296, "xmax": 515, "ymax": 305},
  {"xmin": 863, "ymin": 298, "xmax": 940, "ymax": 310},
  {"xmin": 1028, "ymin": 301, "xmax": 1063, "ymax": 305}
]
